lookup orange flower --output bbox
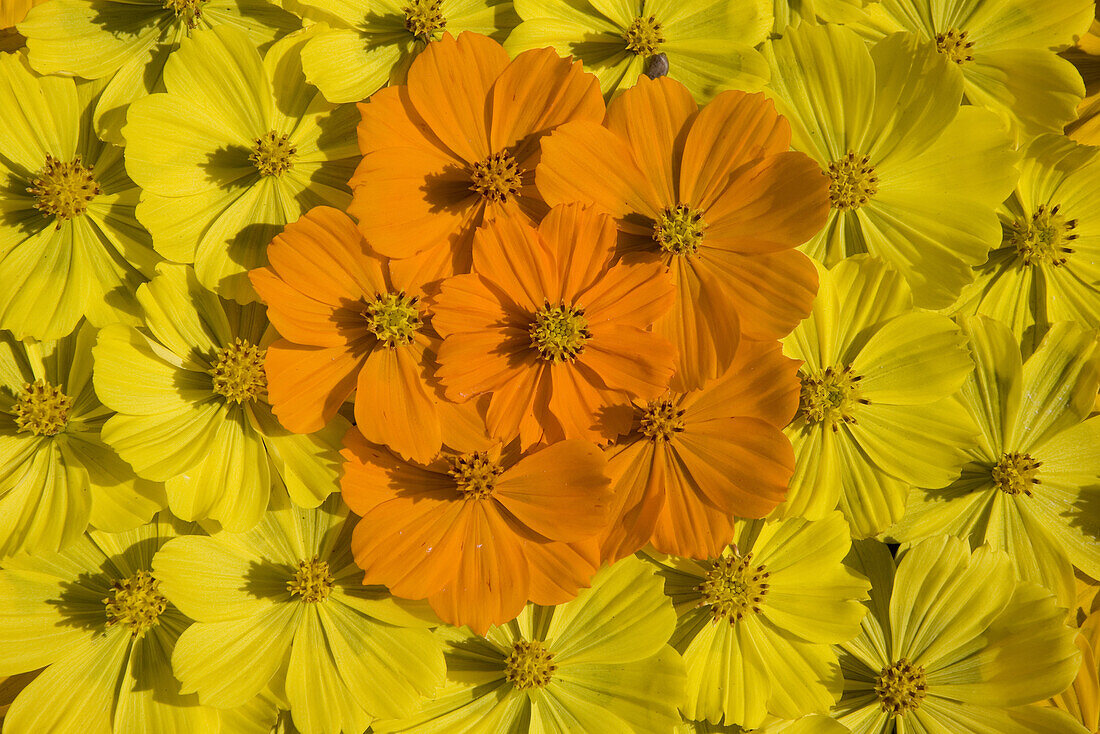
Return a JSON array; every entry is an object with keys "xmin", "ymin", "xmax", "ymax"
[
  {"xmin": 341, "ymin": 424, "xmax": 610, "ymax": 634},
  {"xmin": 537, "ymin": 77, "xmax": 829, "ymax": 390},
  {"xmin": 431, "ymin": 203, "xmax": 677, "ymax": 448},
  {"xmin": 348, "ymin": 31, "xmax": 604, "ymax": 285},
  {"xmin": 601, "ymin": 339, "xmax": 799, "ymax": 563},
  {"xmin": 250, "ymin": 206, "xmax": 449, "ymax": 464}
]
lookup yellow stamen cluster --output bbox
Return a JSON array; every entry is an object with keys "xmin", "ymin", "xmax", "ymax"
[
  {"xmin": 250, "ymin": 131, "xmax": 296, "ymax": 177},
  {"xmin": 211, "ymin": 338, "xmax": 267, "ymax": 404},
  {"xmin": 29, "ymin": 154, "xmax": 101, "ymax": 226},
  {"xmin": 1009, "ymin": 203, "xmax": 1076, "ymax": 268},
  {"xmin": 470, "ymin": 151, "xmax": 522, "ymax": 203},
  {"xmin": 164, "ymin": 0, "xmax": 207, "ymax": 28},
  {"xmin": 654, "ymin": 205, "xmax": 705, "ymax": 256},
  {"xmin": 697, "ymin": 551, "xmax": 770, "ymax": 624},
  {"xmin": 530, "ymin": 302, "xmax": 592, "ymax": 363},
  {"xmin": 935, "ymin": 28, "xmax": 975, "ymax": 64},
  {"xmin": 639, "ymin": 399, "xmax": 686, "ymax": 441},
  {"xmin": 403, "ymin": 0, "xmax": 446, "ymax": 40},
  {"xmin": 797, "ymin": 365, "xmax": 867, "ymax": 431},
  {"xmin": 827, "ymin": 152, "xmax": 878, "ymax": 210},
  {"xmin": 449, "ymin": 451, "xmax": 503, "ymax": 500},
  {"xmin": 504, "ymin": 639, "xmax": 556, "ymax": 690},
  {"xmin": 992, "ymin": 452, "xmax": 1041, "ymax": 497},
  {"xmin": 623, "ymin": 15, "xmax": 665, "ymax": 56},
  {"xmin": 104, "ymin": 570, "xmax": 168, "ymax": 638},
  {"xmin": 874, "ymin": 658, "xmax": 928, "ymax": 715},
  {"xmin": 287, "ymin": 557, "xmax": 335, "ymax": 603},
  {"xmin": 13, "ymin": 379, "xmax": 74, "ymax": 437},
  {"xmin": 364, "ymin": 292, "xmax": 422, "ymax": 347}
]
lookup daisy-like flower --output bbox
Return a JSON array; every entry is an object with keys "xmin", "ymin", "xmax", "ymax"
[
  {"xmin": 348, "ymin": 31, "xmax": 604, "ymax": 284},
  {"xmin": 0, "ymin": 514, "xmax": 219, "ymax": 734},
  {"xmin": 93, "ymin": 263, "xmax": 348, "ymax": 533},
  {"xmin": 765, "ymin": 24, "xmax": 1018, "ymax": 308},
  {"xmin": 432, "ymin": 203, "xmax": 676, "ymax": 448},
  {"xmin": 649, "ymin": 513, "xmax": 869, "ymax": 728},
  {"xmin": 888, "ymin": 317, "xmax": 1100, "ymax": 610},
  {"xmin": 836, "ymin": 536, "xmax": 1080, "ymax": 733},
  {"xmin": 250, "ymin": 207, "xmax": 451, "ymax": 463},
  {"xmin": 0, "ymin": 322, "xmax": 163, "ymax": 559},
  {"xmin": 538, "ymin": 77, "xmax": 827, "ymax": 387},
  {"xmin": 153, "ymin": 494, "xmax": 446, "ymax": 734},
  {"xmin": 0, "ymin": 53, "xmax": 159, "ymax": 340},
  {"xmin": 506, "ymin": 0, "xmax": 771, "ymax": 101},
  {"xmin": 854, "ymin": 0, "xmax": 1094, "ymax": 136},
  {"xmin": 371, "ymin": 556, "xmax": 686, "ymax": 733},
  {"xmin": 341, "ymin": 421, "xmax": 611, "ymax": 633},
  {"xmin": 294, "ymin": 0, "xmax": 517, "ymax": 103},
  {"xmin": 781, "ymin": 256, "xmax": 976, "ymax": 538},
  {"xmin": 17, "ymin": 0, "xmax": 297, "ymax": 143},
  {"xmin": 123, "ymin": 25, "xmax": 359, "ymax": 304},
  {"xmin": 952, "ymin": 135, "xmax": 1100, "ymax": 349},
  {"xmin": 601, "ymin": 339, "xmax": 799, "ymax": 563}
]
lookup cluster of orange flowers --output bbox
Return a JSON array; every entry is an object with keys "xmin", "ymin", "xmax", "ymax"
[{"xmin": 251, "ymin": 32, "xmax": 829, "ymax": 634}]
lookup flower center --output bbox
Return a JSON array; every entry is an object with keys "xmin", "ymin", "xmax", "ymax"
[
  {"xmin": 696, "ymin": 551, "xmax": 770, "ymax": 625},
  {"xmin": 364, "ymin": 292, "xmax": 422, "ymax": 348},
  {"xmin": 12, "ymin": 379, "xmax": 74, "ymax": 437},
  {"xmin": 250, "ymin": 131, "xmax": 296, "ymax": 177},
  {"xmin": 827, "ymin": 152, "xmax": 878, "ymax": 210},
  {"xmin": 992, "ymin": 452, "xmax": 1041, "ymax": 497},
  {"xmin": 623, "ymin": 15, "xmax": 665, "ymax": 56},
  {"xmin": 505, "ymin": 639, "xmax": 556, "ymax": 690},
  {"xmin": 403, "ymin": 0, "xmax": 446, "ymax": 40},
  {"xmin": 935, "ymin": 28, "xmax": 974, "ymax": 64},
  {"xmin": 797, "ymin": 365, "xmax": 866, "ymax": 431},
  {"xmin": 1008, "ymin": 204, "xmax": 1076, "ymax": 268},
  {"xmin": 639, "ymin": 399, "xmax": 685, "ymax": 441},
  {"xmin": 29, "ymin": 154, "xmax": 101, "ymax": 225},
  {"xmin": 654, "ymin": 204, "xmax": 705, "ymax": 256},
  {"xmin": 449, "ymin": 451, "xmax": 503, "ymax": 500},
  {"xmin": 875, "ymin": 659, "xmax": 928, "ymax": 715},
  {"xmin": 104, "ymin": 570, "xmax": 168, "ymax": 638},
  {"xmin": 163, "ymin": 0, "xmax": 206, "ymax": 27},
  {"xmin": 470, "ymin": 152, "xmax": 522, "ymax": 203},
  {"xmin": 287, "ymin": 557, "xmax": 334, "ymax": 603},
  {"xmin": 530, "ymin": 303, "xmax": 591, "ymax": 363},
  {"xmin": 211, "ymin": 338, "xmax": 267, "ymax": 404}
]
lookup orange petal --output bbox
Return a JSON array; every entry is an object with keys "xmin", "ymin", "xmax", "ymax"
[
  {"xmin": 580, "ymin": 258, "xmax": 676, "ymax": 330},
  {"xmin": 524, "ymin": 538, "xmax": 600, "ymax": 607},
  {"xmin": 471, "ymin": 215, "xmax": 555, "ymax": 312},
  {"xmin": 537, "ymin": 203, "xmax": 618, "ymax": 302},
  {"xmin": 266, "ymin": 341, "xmax": 363, "ymax": 433},
  {"xmin": 486, "ymin": 360, "xmax": 551, "ymax": 449},
  {"xmin": 340, "ymin": 428, "xmax": 452, "ymax": 516},
  {"xmin": 649, "ymin": 447, "xmax": 736, "ymax": 560},
  {"xmin": 357, "ymin": 85, "xmax": 455, "ymax": 158},
  {"xmin": 580, "ymin": 324, "xmax": 676, "ymax": 400},
  {"xmin": 547, "ymin": 361, "xmax": 634, "ymax": 444},
  {"xmin": 437, "ymin": 395, "xmax": 496, "ymax": 454},
  {"xmin": 599, "ymin": 438, "xmax": 665, "ymax": 564},
  {"xmin": 682, "ymin": 339, "xmax": 800, "ymax": 428},
  {"xmin": 251, "ymin": 267, "xmax": 367, "ymax": 348},
  {"xmin": 704, "ymin": 247, "xmax": 818, "ymax": 341},
  {"xmin": 353, "ymin": 345, "xmax": 442, "ymax": 464},
  {"xmin": 389, "ymin": 230, "xmax": 474, "ymax": 296},
  {"xmin": 435, "ymin": 328, "xmax": 528, "ymax": 399},
  {"xmin": 430, "ymin": 273, "xmax": 521, "ymax": 338}
]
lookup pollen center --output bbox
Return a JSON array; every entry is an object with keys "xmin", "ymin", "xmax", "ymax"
[
  {"xmin": 449, "ymin": 451, "xmax": 503, "ymax": 500},
  {"xmin": 875, "ymin": 659, "xmax": 928, "ymax": 715},
  {"xmin": 470, "ymin": 152, "xmax": 522, "ymax": 203},
  {"xmin": 1009, "ymin": 204, "xmax": 1076, "ymax": 268},
  {"xmin": 505, "ymin": 639, "xmax": 556, "ymax": 690},
  {"xmin": 992, "ymin": 452, "xmax": 1041, "ymax": 497},
  {"xmin": 530, "ymin": 303, "xmax": 591, "ymax": 363},
  {"xmin": 13, "ymin": 379, "xmax": 74, "ymax": 437},
  {"xmin": 287, "ymin": 557, "xmax": 335, "ymax": 603},
  {"xmin": 623, "ymin": 15, "xmax": 665, "ymax": 56},
  {"xmin": 365, "ymin": 292, "xmax": 422, "ymax": 348},
  {"xmin": 827, "ymin": 152, "xmax": 878, "ymax": 210},
  {"xmin": 935, "ymin": 28, "xmax": 975, "ymax": 64},
  {"xmin": 104, "ymin": 570, "xmax": 168, "ymax": 638},
  {"xmin": 29, "ymin": 154, "xmax": 101, "ymax": 225},
  {"xmin": 403, "ymin": 0, "xmax": 446, "ymax": 39},
  {"xmin": 639, "ymin": 399, "xmax": 685, "ymax": 441},
  {"xmin": 797, "ymin": 365, "xmax": 866, "ymax": 431},
  {"xmin": 697, "ymin": 551, "xmax": 770, "ymax": 625},
  {"xmin": 163, "ymin": 0, "xmax": 206, "ymax": 27},
  {"xmin": 250, "ymin": 131, "xmax": 296, "ymax": 177},
  {"xmin": 211, "ymin": 338, "xmax": 267, "ymax": 404},
  {"xmin": 654, "ymin": 205, "xmax": 705, "ymax": 256}
]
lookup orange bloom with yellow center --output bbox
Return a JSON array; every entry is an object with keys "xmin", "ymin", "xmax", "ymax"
[
  {"xmin": 537, "ymin": 77, "xmax": 829, "ymax": 390},
  {"xmin": 341, "ymin": 421, "xmax": 611, "ymax": 634},
  {"xmin": 250, "ymin": 206, "xmax": 449, "ymax": 464},
  {"xmin": 431, "ymin": 203, "xmax": 677, "ymax": 449},
  {"xmin": 349, "ymin": 31, "xmax": 604, "ymax": 285},
  {"xmin": 601, "ymin": 339, "xmax": 799, "ymax": 563}
]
